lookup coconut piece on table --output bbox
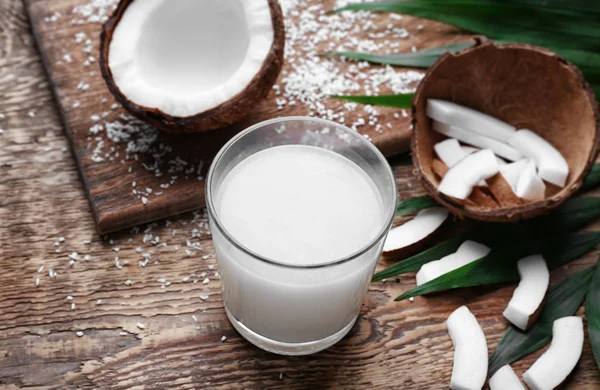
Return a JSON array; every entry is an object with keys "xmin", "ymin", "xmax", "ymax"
[
  {"xmin": 438, "ymin": 149, "xmax": 499, "ymax": 200},
  {"xmin": 427, "ymin": 99, "xmax": 516, "ymax": 142},
  {"xmin": 508, "ymin": 129, "xmax": 569, "ymax": 187},
  {"xmin": 446, "ymin": 306, "xmax": 488, "ymax": 390},
  {"xmin": 383, "ymin": 208, "xmax": 449, "ymax": 258},
  {"xmin": 516, "ymin": 160, "xmax": 546, "ymax": 201},
  {"xmin": 503, "ymin": 255, "xmax": 549, "ymax": 331},
  {"xmin": 433, "ymin": 121, "xmax": 523, "ymax": 162},
  {"xmin": 489, "ymin": 365, "xmax": 526, "ymax": 390},
  {"xmin": 416, "ymin": 240, "xmax": 491, "ymax": 286},
  {"xmin": 523, "ymin": 316, "xmax": 584, "ymax": 390}
]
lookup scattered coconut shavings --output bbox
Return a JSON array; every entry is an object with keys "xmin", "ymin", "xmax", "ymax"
[
  {"xmin": 72, "ymin": 0, "xmax": 117, "ymax": 24},
  {"xmin": 221, "ymin": 336, "xmax": 227, "ymax": 342},
  {"xmin": 136, "ymin": 322, "xmax": 145, "ymax": 330},
  {"xmin": 76, "ymin": 331, "xmax": 84, "ymax": 337}
]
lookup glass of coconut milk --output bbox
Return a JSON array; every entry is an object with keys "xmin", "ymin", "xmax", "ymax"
[{"xmin": 206, "ymin": 117, "xmax": 397, "ymax": 355}]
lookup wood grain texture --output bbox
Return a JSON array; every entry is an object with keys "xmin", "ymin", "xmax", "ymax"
[
  {"xmin": 24, "ymin": 0, "xmax": 472, "ymax": 234},
  {"xmin": 1, "ymin": 0, "xmax": 599, "ymax": 389}
]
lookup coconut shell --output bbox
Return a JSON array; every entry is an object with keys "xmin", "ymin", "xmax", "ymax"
[
  {"xmin": 99, "ymin": 0, "xmax": 285, "ymax": 134},
  {"xmin": 432, "ymin": 158, "xmax": 449, "ymax": 178},
  {"xmin": 487, "ymin": 174, "xmax": 522, "ymax": 208},
  {"xmin": 412, "ymin": 40, "xmax": 600, "ymax": 222},
  {"xmin": 468, "ymin": 187, "xmax": 499, "ymax": 209}
]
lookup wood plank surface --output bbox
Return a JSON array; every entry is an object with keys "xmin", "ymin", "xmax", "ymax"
[
  {"xmin": 1, "ymin": 0, "xmax": 599, "ymax": 389},
  {"xmin": 23, "ymin": 0, "xmax": 472, "ymax": 234}
]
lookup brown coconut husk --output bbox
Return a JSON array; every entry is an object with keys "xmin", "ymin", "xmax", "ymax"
[{"xmin": 411, "ymin": 40, "xmax": 600, "ymax": 222}]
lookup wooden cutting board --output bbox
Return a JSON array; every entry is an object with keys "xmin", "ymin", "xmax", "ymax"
[{"xmin": 25, "ymin": 0, "xmax": 468, "ymax": 234}]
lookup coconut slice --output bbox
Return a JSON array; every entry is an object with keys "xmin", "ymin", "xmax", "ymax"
[
  {"xmin": 447, "ymin": 306, "xmax": 488, "ymax": 390},
  {"xmin": 508, "ymin": 130, "xmax": 569, "ymax": 187},
  {"xmin": 489, "ymin": 365, "xmax": 526, "ymax": 390},
  {"xmin": 100, "ymin": 0, "xmax": 285, "ymax": 133},
  {"xmin": 427, "ymin": 99, "xmax": 516, "ymax": 142},
  {"xmin": 435, "ymin": 139, "xmax": 466, "ymax": 167},
  {"xmin": 433, "ymin": 121, "xmax": 523, "ymax": 161},
  {"xmin": 416, "ymin": 240, "xmax": 490, "ymax": 286},
  {"xmin": 438, "ymin": 149, "xmax": 499, "ymax": 199},
  {"xmin": 383, "ymin": 208, "xmax": 449, "ymax": 257},
  {"xmin": 503, "ymin": 255, "xmax": 549, "ymax": 331},
  {"xmin": 516, "ymin": 160, "xmax": 546, "ymax": 201},
  {"xmin": 523, "ymin": 316, "xmax": 584, "ymax": 390},
  {"xmin": 499, "ymin": 159, "xmax": 530, "ymax": 193}
]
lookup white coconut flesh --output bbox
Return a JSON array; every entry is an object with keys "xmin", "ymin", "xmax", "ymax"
[
  {"xmin": 438, "ymin": 149, "xmax": 499, "ymax": 199},
  {"xmin": 433, "ymin": 121, "xmax": 524, "ymax": 161},
  {"xmin": 523, "ymin": 316, "xmax": 584, "ymax": 390},
  {"xmin": 503, "ymin": 255, "xmax": 549, "ymax": 331},
  {"xmin": 508, "ymin": 130, "xmax": 569, "ymax": 188},
  {"xmin": 416, "ymin": 240, "xmax": 490, "ymax": 286},
  {"xmin": 447, "ymin": 306, "xmax": 488, "ymax": 390},
  {"xmin": 383, "ymin": 208, "xmax": 449, "ymax": 253},
  {"xmin": 516, "ymin": 160, "xmax": 546, "ymax": 201},
  {"xmin": 108, "ymin": 0, "xmax": 274, "ymax": 117},
  {"xmin": 435, "ymin": 139, "xmax": 467, "ymax": 167},
  {"xmin": 489, "ymin": 365, "xmax": 526, "ymax": 390},
  {"xmin": 434, "ymin": 141, "xmax": 487, "ymax": 186},
  {"xmin": 499, "ymin": 159, "xmax": 529, "ymax": 193},
  {"xmin": 427, "ymin": 99, "xmax": 516, "ymax": 142}
]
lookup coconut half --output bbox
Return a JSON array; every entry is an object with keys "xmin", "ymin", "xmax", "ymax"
[
  {"xmin": 503, "ymin": 255, "xmax": 549, "ymax": 331},
  {"xmin": 523, "ymin": 316, "xmax": 584, "ymax": 390},
  {"xmin": 447, "ymin": 306, "xmax": 488, "ymax": 390},
  {"xmin": 489, "ymin": 365, "xmax": 526, "ymax": 390},
  {"xmin": 100, "ymin": 0, "xmax": 285, "ymax": 133},
  {"xmin": 383, "ymin": 207, "xmax": 449, "ymax": 258}
]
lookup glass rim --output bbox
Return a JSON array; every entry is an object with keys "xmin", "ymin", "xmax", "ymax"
[{"xmin": 206, "ymin": 116, "xmax": 398, "ymax": 269}]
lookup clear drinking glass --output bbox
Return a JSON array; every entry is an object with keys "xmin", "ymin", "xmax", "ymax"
[{"xmin": 206, "ymin": 117, "xmax": 397, "ymax": 355}]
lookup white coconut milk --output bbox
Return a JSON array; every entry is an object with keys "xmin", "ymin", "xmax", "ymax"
[{"xmin": 213, "ymin": 144, "xmax": 385, "ymax": 344}]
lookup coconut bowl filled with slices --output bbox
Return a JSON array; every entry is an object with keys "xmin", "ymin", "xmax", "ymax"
[
  {"xmin": 412, "ymin": 40, "xmax": 600, "ymax": 222},
  {"xmin": 100, "ymin": 0, "xmax": 285, "ymax": 134}
]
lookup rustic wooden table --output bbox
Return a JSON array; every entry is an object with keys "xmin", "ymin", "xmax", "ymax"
[{"xmin": 1, "ymin": 0, "xmax": 599, "ymax": 389}]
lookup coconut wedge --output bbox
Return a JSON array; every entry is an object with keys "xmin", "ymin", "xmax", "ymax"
[
  {"xmin": 447, "ymin": 306, "xmax": 488, "ymax": 390},
  {"xmin": 516, "ymin": 160, "xmax": 546, "ymax": 202},
  {"xmin": 435, "ymin": 139, "xmax": 466, "ymax": 168},
  {"xmin": 416, "ymin": 241, "xmax": 490, "ymax": 286},
  {"xmin": 489, "ymin": 365, "xmax": 526, "ymax": 390},
  {"xmin": 523, "ymin": 316, "xmax": 584, "ymax": 390},
  {"xmin": 383, "ymin": 208, "xmax": 449, "ymax": 258},
  {"xmin": 499, "ymin": 159, "xmax": 529, "ymax": 193},
  {"xmin": 427, "ymin": 99, "xmax": 516, "ymax": 142},
  {"xmin": 438, "ymin": 149, "xmax": 499, "ymax": 199},
  {"xmin": 100, "ymin": 0, "xmax": 285, "ymax": 133},
  {"xmin": 503, "ymin": 255, "xmax": 549, "ymax": 331},
  {"xmin": 508, "ymin": 130, "xmax": 569, "ymax": 187},
  {"xmin": 433, "ymin": 121, "xmax": 523, "ymax": 161}
]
